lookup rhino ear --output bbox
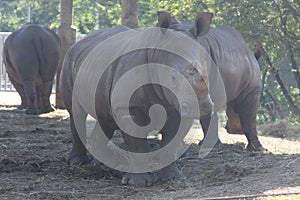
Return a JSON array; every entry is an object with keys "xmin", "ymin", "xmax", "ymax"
[
  {"xmin": 157, "ymin": 11, "xmax": 172, "ymax": 28},
  {"xmin": 190, "ymin": 12, "xmax": 213, "ymax": 37},
  {"xmin": 254, "ymin": 43, "xmax": 264, "ymax": 60}
]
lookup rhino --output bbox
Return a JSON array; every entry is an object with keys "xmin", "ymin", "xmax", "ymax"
[
  {"xmin": 2, "ymin": 23, "xmax": 61, "ymax": 114},
  {"xmin": 162, "ymin": 11, "xmax": 266, "ymax": 152},
  {"xmin": 60, "ymin": 14, "xmax": 215, "ymax": 186}
]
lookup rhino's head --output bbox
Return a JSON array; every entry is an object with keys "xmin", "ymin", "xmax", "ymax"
[{"xmin": 154, "ymin": 11, "xmax": 214, "ymax": 119}]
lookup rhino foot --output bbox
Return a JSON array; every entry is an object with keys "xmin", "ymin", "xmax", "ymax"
[
  {"xmin": 39, "ymin": 106, "xmax": 55, "ymax": 114},
  {"xmin": 246, "ymin": 140, "xmax": 268, "ymax": 153},
  {"xmin": 67, "ymin": 152, "xmax": 90, "ymax": 165},
  {"xmin": 25, "ymin": 108, "xmax": 38, "ymax": 115},
  {"xmin": 122, "ymin": 173, "xmax": 153, "ymax": 187},
  {"xmin": 17, "ymin": 104, "xmax": 26, "ymax": 109},
  {"xmin": 158, "ymin": 163, "xmax": 186, "ymax": 182}
]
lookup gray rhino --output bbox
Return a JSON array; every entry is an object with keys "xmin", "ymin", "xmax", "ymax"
[
  {"xmin": 60, "ymin": 15, "xmax": 215, "ymax": 186},
  {"xmin": 163, "ymin": 11, "xmax": 266, "ymax": 152},
  {"xmin": 2, "ymin": 24, "xmax": 61, "ymax": 114}
]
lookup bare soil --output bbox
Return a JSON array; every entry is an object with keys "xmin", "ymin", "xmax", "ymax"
[{"xmin": 0, "ymin": 106, "xmax": 299, "ymax": 200}]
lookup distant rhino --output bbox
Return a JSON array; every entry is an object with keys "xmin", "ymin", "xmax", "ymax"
[
  {"xmin": 164, "ymin": 11, "xmax": 266, "ymax": 152},
  {"xmin": 2, "ymin": 24, "xmax": 61, "ymax": 114}
]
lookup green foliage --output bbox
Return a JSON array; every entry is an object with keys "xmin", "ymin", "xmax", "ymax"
[
  {"xmin": 0, "ymin": 0, "xmax": 121, "ymax": 33},
  {"xmin": 73, "ymin": 1, "xmax": 121, "ymax": 33},
  {"xmin": 0, "ymin": 0, "xmax": 299, "ymax": 124}
]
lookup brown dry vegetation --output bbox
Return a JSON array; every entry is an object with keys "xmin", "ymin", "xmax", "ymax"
[{"xmin": 0, "ymin": 107, "xmax": 299, "ymax": 199}]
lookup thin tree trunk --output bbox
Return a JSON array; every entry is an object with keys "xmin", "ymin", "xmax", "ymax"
[
  {"xmin": 265, "ymin": 54, "xmax": 300, "ymax": 115},
  {"xmin": 121, "ymin": 0, "xmax": 138, "ymax": 28},
  {"xmin": 287, "ymin": 44, "xmax": 300, "ymax": 90},
  {"xmin": 260, "ymin": 68, "xmax": 267, "ymax": 103},
  {"xmin": 56, "ymin": 0, "xmax": 76, "ymax": 109}
]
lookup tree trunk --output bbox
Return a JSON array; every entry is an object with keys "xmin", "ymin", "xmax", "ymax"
[
  {"xmin": 121, "ymin": 0, "xmax": 138, "ymax": 28},
  {"xmin": 56, "ymin": 0, "xmax": 76, "ymax": 109},
  {"xmin": 265, "ymin": 55, "xmax": 300, "ymax": 115},
  {"xmin": 287, "ymin": 44, "xmax": 300, "ymax": 90}
]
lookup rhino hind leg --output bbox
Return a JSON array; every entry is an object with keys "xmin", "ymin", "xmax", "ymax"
[
  {"xmin": 8, "ymin": 75, "xmax": 27, "ymax": 109},
  {"xmin": 36, "ymin": 85, "xmax": 43, "ymax": 111},
  {"xmin": 239, "ymin": 111, "xmax": 266, "ymax": 152},
  {"xmin": 38, "ymin": 80, "xmax": 54, "ymax": 114},
  {"xmin": 68, "ymin": 113, "xmax": 90, "ymax": 165},
  {"xmin": 15, "ymin": 85, "xmax": 27, "ymax": 109},
  {"xmin": 23, "ymin": 80, "xmax": 38, "ymax": 114},
  {"xmin": 235, "ymin": 91, "xmax": 267, "ymax": 152}
]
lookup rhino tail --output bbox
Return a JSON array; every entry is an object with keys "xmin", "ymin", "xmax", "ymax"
[{"xmin": 33, "ymin": 37, "xmax": 46, "ymax": 68}]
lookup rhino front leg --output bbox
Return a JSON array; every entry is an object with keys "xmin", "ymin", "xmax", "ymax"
[
  {"xmin": 200, "ymin": 115, "xmax": 211, "ymax": 137},
  {"xmin": 199, "ymin": 114, "xmax": 220, "ymax": 147},
  {"xmin": 23, "ymin": 80, "xmax": 38, "ymax": 114},
  {"xmin": 158, "ymin": 110, "xmax": 186, "ymax": 182},
  {"xmin": 121, "ymin": 132, "xmax": 153, "ymax": 186}
]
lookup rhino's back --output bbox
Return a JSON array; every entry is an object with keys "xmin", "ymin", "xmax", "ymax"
[
  {"xmin": 60, "ymin": 25, "xmax": 132, "ymax": 116},
  {"xmin": 6, "ymin": 24, "xmax": 60, "ymax": 56},
  {"xmin": 3, "ymin": 24, "xmax": 60, "ymax": 84},
  {"xmin": 199, "ymin": 25, "xmax": 261, "ymax": 104},
  {"xmin": 61, "ymin": 26, "xmax": 131, "ymax": 91}
]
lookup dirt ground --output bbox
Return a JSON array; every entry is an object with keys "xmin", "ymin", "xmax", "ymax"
[{"xmin": 0, "ymin": 106, "xmax": 299, "ymax": 200}]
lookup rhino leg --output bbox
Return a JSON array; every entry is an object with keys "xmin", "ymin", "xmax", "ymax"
[
  {"xmin": 200, "ymin": 115, "xmax": 211, "ymax": 136},
  {"xmin": 8, "ymin": 76, "xmax": 27, "ymax": 109},
  {"xmin": 158, "ymin": 110, "xmax": 186, "ymax": 182},
  {"xmin": 158, "ymin": 162, "xmax": 185, "ymax": 182},
  {"xmin": 199, "ymin": 114, "xmax": 221, "ymax": 147},
  {"xmin": 36, "ymin": 84, "xmax": 43, "ymax": 111},
  {"xmin": 39, "ymin": 80, "xmax": 54, "ymax": 114},
  {"xmin": 121, "ymin": 130, "xmax": 153, "ymax": 186},
  {"xmin": 68, "ymin": 113, "xmax": 90, "ymax": 165},
  {"xmin": 90, "ymin": 125, "xmax": 115, "ymax": 166},
  {"xmin": 225, "ymin": 105, "xmax": 243, "ymax": 134},
  {"xmin": 122, "ymin": 172, "xmax": 153, "ymax": 187},
  {"xmin": 23, "ymin": 80, "xmax": 38, "ymax": 114},
  {"xmin": 236, "ymin": 91, "xmax": 267, "ymax": 152}
]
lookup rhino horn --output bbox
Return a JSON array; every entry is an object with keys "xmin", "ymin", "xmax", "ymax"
[
  {"xmin": 157, "ymin": 11, "xmax": 172, "ymax": 28},
  {"xmin": 190, "ymin": 12, "xmax": 214, "ymax": 37}
]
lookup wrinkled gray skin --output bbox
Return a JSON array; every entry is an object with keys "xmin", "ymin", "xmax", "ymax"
[
  {"xmin": 2, "ymin": 24, "xmax": 60, "ymax": 114},
  {"xmin": 60, "ymin": 16, "xmax": 214, "ymax": 186},
  {"xmin": 166, "ymin": 12, "xmax": 266, "ymax": 152}
]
